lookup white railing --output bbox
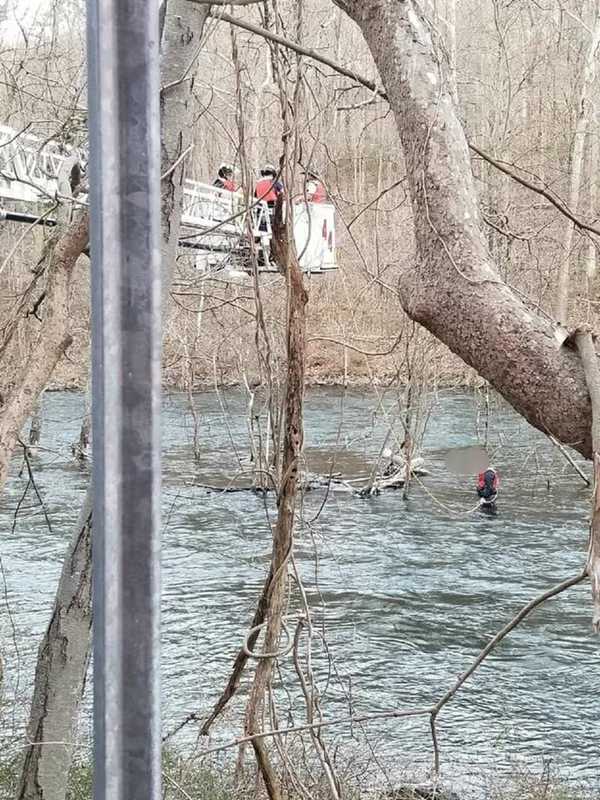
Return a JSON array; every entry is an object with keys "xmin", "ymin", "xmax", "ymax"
[
  {"xmin": 181, "ymin": 179, "xmax": 242, "ymax": 236},
  {"xmin": 0, "ymin": 124, "xmax": 336, "ymax": 273},
  {"xmin": 0, "ymin": 124, "xmax": 83, "ymax": 203}
]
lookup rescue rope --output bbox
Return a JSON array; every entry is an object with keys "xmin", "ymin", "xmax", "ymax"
[{"xmin": 410, "ymin": 473, "xmax": 484, "ymax": 516}]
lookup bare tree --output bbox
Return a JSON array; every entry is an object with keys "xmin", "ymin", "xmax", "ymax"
[
  {"xmin": 575, "ymin": 327, "xmax": 600, "ymax": 631},
  {"xmin": 6, "ymin": 2, "xmax": 600, "ymax": 798},
  {"xmin": 242, "ymin": 202, "xmax": 308, "ymax": 800},
  {"xmin": 160, "ymin": 0, "xmax": 211, "ymax": 305},
  {"xmin": 555, "ymin": 4, "xmax": 600, "ymax": 323}
]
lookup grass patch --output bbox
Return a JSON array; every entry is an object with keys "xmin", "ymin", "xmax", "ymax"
[
  {"xmin": 489, "ymin": 771, "xmax": 592, "ymax": 800},
  {"xmin": 0, "ymin": 751, "xmax": 596, "ymax": 800},
  {"xmin": 0, "ymin": 751, "xmax": 235, "ymax": 800}
]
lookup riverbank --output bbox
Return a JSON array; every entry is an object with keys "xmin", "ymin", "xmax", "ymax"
[
  {"xmin": 45, "ymin": 371, "xmax": 485, "ymax": 393},
  {"xmin": 2, "ymin": 257, "xmax": 482, "ymax": 395},
  {"xmin": 44, "ymin": 348, "xmax": 483, "ymax": 393},
  {"xmin": 0, "ymin": 753, "xmax": 593, "ymax": 800}
]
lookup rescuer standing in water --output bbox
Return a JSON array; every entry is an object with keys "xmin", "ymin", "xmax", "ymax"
[{"xmin": 477, "ymin": 467, "xmax": 499, "ymax": 515}]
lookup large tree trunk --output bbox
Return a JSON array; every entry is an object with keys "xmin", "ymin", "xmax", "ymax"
[
  {"xmin": 16, "ymin": 487, "xmax": 93, "ymax": 800},
  {"xmin": 340, "ymin": 0, "xmax": 595, "ymax": 458},
  {"xmin": 159, "ymin": 0, "xmax": 211, "ymax": 308}
]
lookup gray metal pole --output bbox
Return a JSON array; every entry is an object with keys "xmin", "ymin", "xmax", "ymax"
[{"xmin": 86, "ymin": 1, "xmax": 161, "ymax": 799}]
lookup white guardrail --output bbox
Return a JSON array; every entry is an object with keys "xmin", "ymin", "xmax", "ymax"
[{"xmin": 0, "ymin": 124, "xmax": 336, "ymax": 273}]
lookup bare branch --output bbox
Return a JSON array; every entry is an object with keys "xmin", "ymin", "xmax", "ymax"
[
  {"xmin": 210, "ymin": 10, "xmax": 600, "ymax": 243},
  {"xmin": 548, "ymin": 434, "xmax": 591, "ymax": 487},
  {"xmin": 207, "ymin": 10, "xmax": 386, "ymax": 96},
  {"xmin": 470, "ymin": 143, "xmax": 600, "ymax": 240},
  {"xmin": 432, "ymin": 570, "xmax": 588, "ymax": 715},
  {"xmin": 190, "ymin": 0, "xmax": 262, "ymax": 5},
  {"xmin": 196, "ymin": 706, "xmax": 433, "ymax": 758},
  {"xmin": 429, "ymin": 569, "xmax": 588, "ymax": 774}
]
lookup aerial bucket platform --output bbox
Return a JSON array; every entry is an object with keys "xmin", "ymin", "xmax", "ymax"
[
  {"xmin": 0, "ymin": 124, "xmax": 337, "ymax": 276},
  {"xmin": 181, "ymin": 179, "xmax": 336, "ymax": 277}
]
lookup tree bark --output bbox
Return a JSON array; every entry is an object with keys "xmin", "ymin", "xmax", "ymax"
[
  {"xmin": 575, "ymin": 328, "xmax": 600, "ymax": 632},
  {"xmin": 16, "ymin": 487, "xmax": 93, "ymax": 800},
  {"xmin": 160, "ymin": 0, "xmax": 210, "ymax": 308},
  {"xmin": 242, "ymin": 205, "xmax": 308, "ymax": 800},
  {"xmin": 340, "ymin": 0, "xmax": 595, "ymax": 458},
  {"xmin": 585, "ymin": 104, "xmax": 599, "ymax": 280},
  {"xmin": 0, "ymin": 213, "xmax": 89, "ymax": 496}
]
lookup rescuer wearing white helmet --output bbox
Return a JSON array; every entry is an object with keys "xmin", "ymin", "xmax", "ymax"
[
  {"xmin": 213, "ymin": 163, "xmax": 236, "ymax": 192},
  {"xmin": 254, "ymin": 163, "xmax": 283, "ymax": 207}
]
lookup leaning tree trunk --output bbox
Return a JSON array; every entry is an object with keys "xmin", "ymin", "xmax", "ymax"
[
  {"xmin": 0, "ymin": 213, "xmax": 89, "ymax": 496},
  {"xmin": 340, "ymin": 0, "xmax": 595, "ymax": 459},
  {"xmin": 16, "ymin": 487, "xmax": 93, "ymax": 800},
  {"xmin": 16, "ymin": 8, "xmax": 211, "ymax": 800}
]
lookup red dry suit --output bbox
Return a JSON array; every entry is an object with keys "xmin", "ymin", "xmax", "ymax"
[
  {"xmin": 477, "ymin": 469, "xmax": 499, "ymax": 500},
  {"xmin": 255, "ymin": 177, "xmax": 281, "ymax": 204}
]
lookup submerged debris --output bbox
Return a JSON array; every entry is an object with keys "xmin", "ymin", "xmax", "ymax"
[
  {"xmin": 358, "ymin": 457, "xmax": 430, "ymax": 497},
  {"xmin": 194, "ymin": 460, "xmax": 430, "ymax": 498}
]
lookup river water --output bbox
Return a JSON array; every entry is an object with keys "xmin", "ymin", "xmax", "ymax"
[{"xmin": 0, "ymin": 388, "xmax": 598, "ymax": 795}]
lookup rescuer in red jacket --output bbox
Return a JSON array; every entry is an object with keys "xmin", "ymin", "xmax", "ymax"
[
  {"xmin": 477, "ymin": 467, "xmax": 499, "ymax": 515},
  {"xmin": 213, "ymin": 163, "xmax": 236, "ymax": 192},
  {"xmin": 304, "ymin": 170, "xmax": 327, "ymax": 203},
  {"xmin": 254, "ymin": 164, "xmax": 283, "ymax": 207}
]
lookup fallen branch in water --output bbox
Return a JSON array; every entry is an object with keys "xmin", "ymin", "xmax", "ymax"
[{"xmin": 195, "ymin": 464, "xmax": 430, "ymax": 498}]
